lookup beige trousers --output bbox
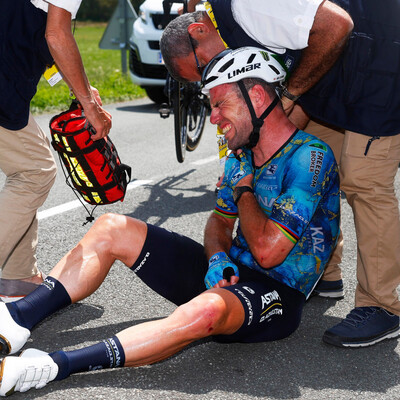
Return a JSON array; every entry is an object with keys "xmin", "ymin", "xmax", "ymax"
[
  {"xmin": 0, "ymin": 114, "xmax": 56, "ymax": 279},
  {"xmin": 307, "ymin": 120, "xmax": 400, "ymax": 315}
]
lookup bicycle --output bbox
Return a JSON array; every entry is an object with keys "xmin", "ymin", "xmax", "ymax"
[{"xmin": 159, "ymin": 0, "xmax": 209, "ymax": 163}]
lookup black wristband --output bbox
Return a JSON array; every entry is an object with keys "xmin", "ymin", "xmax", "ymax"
[
  {"xmin": 233, "ymin": 186, "xmax": 254, "ymax": 205},
  {"xmin": 278, "ymin": 85, "xmax": 301, "ymax": 102}
]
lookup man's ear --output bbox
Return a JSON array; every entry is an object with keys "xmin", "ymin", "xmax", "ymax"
[
  {"xmin": 249, "ymin": 85, "xmax": 267, "ymax": 108},
  {"xmin": 188, "ymin": 22, "xmax": 210, "ymax": 40}
]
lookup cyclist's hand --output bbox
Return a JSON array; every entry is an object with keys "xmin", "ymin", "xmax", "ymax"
[
  {"xmin": 225, "ymin": 151, "xmax": 253, "ymax": 188},
  {"xmin": 205, "ymin": 252, "xmax": 239, "ymax": 289}
]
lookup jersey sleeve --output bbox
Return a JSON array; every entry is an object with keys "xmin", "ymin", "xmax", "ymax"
[
  {"xmin": 231, "ymin": 0, "xmax": 324, "ymax": 52},
  {"xmin": 213, "ymin": 154, "xmax": 239, "ymax": 219},
  {"xmin": 31, "ymin": 0, "xmax": 82, "ymax": 19},
  {"xmin": 269, "ymin": 140, "xmax": 338, "ymax": 240}
]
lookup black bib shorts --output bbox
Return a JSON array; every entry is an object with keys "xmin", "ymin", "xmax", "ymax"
[{"xmin": 131, "ymin": 224, "xmax": 306, "ymax": 343}]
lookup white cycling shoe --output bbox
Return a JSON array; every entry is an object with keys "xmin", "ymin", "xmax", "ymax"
[
  {"xmin": 0, "ymin": 303, "xmax": 30, "ymax": 356},
  {"xmin": 0, "ymin": 349, "xmax": 58, "ymax": 396}
]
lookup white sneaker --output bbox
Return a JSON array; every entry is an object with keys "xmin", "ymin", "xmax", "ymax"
[
  {"xmin": 0, "ymin": 349, "xmax": 58, "ymax": 396},
  {"xmin": 0, "ymin": 303, "xmax": 30, "ymax": 356}
]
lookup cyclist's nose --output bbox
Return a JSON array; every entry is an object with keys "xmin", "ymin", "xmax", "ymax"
[{"xmin": 210, "ymin": 108, "xmax": 220, "ymax": 125}]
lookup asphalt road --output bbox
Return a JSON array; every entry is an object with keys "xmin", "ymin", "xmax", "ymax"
[{"xmin": 1, "ymin": 98, "xmax": 400, "ymax": 400}]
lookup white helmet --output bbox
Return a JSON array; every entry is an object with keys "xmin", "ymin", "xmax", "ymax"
[{"xmin": 201, "ymin": 47, "xmax": 286, "ymax": 95}]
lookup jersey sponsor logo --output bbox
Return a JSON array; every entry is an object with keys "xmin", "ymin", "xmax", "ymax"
[
  {"xmin": 256, "ymin": 181, "xmax": 278, "ymax": 192},
  {"xmin": 309, "ymin": 143, "xmax": 327, "ymax": 152},
  {"xmin": 255, "ymin": 193, "xmax": 276, "ymax": 209},
  {"xmin": 276, "ymin": 203, "xmax": 310, "ymax": 225},
  {"xmin": 309, "ymin": 150, "xmax": 324, "ymax": 187},
  {"xmin": 235, "ymin": 288, "xmax": 253, "ymax": 325},
  {"xmin": 311, "ymin": 227, "xmax": 325, "ymax": 253},
  {"xmin": 266, "ymin": 164, "xmax": 278, "ymax": 175},
  {"xmin": 228, "ymin": 63, "xmax": 261, "ymax": 79},
  {"xmin": 133, "ymin": 251, "xmax": 150, "ymax": 274},
  {"xmin": 231, "ymin": 169, "xmax": 245, "ymax": 184}
]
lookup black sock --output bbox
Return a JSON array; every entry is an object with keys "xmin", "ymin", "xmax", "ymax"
[
  {"xmin": 49, "ymin": 336, "xmax": 126, "ymax": 380},
  {"xmin": 6, "ymin": 276, "xmax": 71, "ymax": 330}
]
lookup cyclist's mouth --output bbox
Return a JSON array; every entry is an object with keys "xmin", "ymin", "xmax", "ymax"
[{"xmin": 220, "ymin": 124, "xmax": 232, "ymax": 137}]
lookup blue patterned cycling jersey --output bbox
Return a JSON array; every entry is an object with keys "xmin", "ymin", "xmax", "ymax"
[{"xmin": 215, "ymin": 129, "xmax": 340, "ymax": 298}]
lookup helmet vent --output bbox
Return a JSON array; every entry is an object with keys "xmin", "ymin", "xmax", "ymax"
[
  {"xmin": 218, "ymin": 58, "xmax": 234, "ymax": 73},
  {"xmin": 247, "ymin": 54, "xmax": 256, "ymax": 63},
  {"xmin": 268, "ymin": 64, "xmax": 280, "ymax": 75}
]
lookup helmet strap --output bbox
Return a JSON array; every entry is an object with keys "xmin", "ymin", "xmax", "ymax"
[{"xmin": 237, "ymin": 81, "xmax": 280, "ymax": 149}]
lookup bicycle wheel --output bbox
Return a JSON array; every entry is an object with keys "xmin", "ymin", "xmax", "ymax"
[
  {"xmin": 173, "ymin": 81, "xmax": 208, "ymax": 162},
  {"xmin": 185, "ymin": 82, "xmax": 208, "ymax": 152}
]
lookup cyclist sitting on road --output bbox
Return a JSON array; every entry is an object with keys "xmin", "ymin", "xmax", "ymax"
[{"xmin": 0, "ymin": 47, "xmax": 339, "ymax": 396}]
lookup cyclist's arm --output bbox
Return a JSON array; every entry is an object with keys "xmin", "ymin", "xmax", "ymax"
[
  {"xmin": 204, "ymin": 212, "xmax": 235, "ymax": 259},
  {"xmin": 234, "ymin": 177, "xmax": 295, "ymax": 269}
]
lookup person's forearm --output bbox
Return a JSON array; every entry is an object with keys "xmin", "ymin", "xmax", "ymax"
[
  {"xmin": 235, "ymin": 191, "xmax": 291, "ymax": 269},
  {"xmin": 285, "ymin": 1, "xmax": 353, "ymax": 98},
  {"xmin": 204, "ymin": 214, "xmax": 234, "ymax": 259},
  {"xmin": 187, "ymin": 0, "xmax": 202, "ymax": 12},
  {"xmin": 45, "ymin": 25, "xmax": 94, "ymax": 108}
]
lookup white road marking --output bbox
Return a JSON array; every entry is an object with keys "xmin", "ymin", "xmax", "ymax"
[
  {"xmin": 37, "ymin": 180, "xmax": 153, "ymax": 220},
  {"xmin": 35, "ymin": 153, "xmax": 218, "ymax": 221},
  {"xmin": 191, "ymin": 155, "xmax": 218, "ymax": 165}
]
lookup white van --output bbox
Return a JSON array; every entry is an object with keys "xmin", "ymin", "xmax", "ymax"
[{"xmin": 129, "ymin": 0, "xmax": 204, "ymax": 103}]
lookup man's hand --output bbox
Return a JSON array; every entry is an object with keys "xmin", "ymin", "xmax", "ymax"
[
  {"xmin": 225, "ymin": 151, "xmax": 253, "ymax": 188},
  {"xmin": 280, "ymin": 96, "xmax": 295, "ymax": 117},
  {"xmin": 205, "ymin": 252, "xmax": 239, "ymax": 289},
  {"xmin": 80, "ymin": 86, "xmax": 112, "ymax": 141}
]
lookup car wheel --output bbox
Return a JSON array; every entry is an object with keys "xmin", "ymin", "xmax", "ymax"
[{"xmin": 144, "ymin": 87, "xmax": 168, "ymax": 104}]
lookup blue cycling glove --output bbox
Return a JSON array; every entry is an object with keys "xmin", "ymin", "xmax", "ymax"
[
  {"xmin": 224, "ymin": 151, "xmax": 253, "ymax": 188},
  {"xmin": 204, "ymin": 251, "xmax": 239, "ymax": 289}
]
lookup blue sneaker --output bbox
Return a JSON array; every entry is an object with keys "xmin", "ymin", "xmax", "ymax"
[
  {"xmin": 323, "ymin": 307, "xmax": 400, "ymax": 348},
  {"xmin": 312, "ymin": 279, "xmax": 344, "ymax": 299}
]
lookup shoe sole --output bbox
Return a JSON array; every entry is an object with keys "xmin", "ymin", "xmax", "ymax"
[
  {"xmin": 313, "ymin": 290, "xmax": 344, "ymax": 300},
  {"xmin": 323, "ymin": 325, "xmax": 400, "ymax": 348}
]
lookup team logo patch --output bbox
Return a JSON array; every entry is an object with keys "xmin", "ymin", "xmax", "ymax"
[{"xmin": 266, "ymin": 164, "xmax": 278, "ymax": 175}]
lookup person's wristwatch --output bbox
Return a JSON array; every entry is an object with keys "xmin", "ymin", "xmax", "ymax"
[
  {"xmin": 233, "ymin": 186, "xmax": 254, "ymax": 205},
  {"xmin": 278, "ymin": 85, "xmax": 301, "ymax": 102}
]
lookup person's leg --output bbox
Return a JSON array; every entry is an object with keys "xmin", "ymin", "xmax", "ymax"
[
  {"xmin": 340, "ymin": 132, "xmax": 400, "ymax": 312},
  {"xmin": 0, "ymin": 287, "xmax": 245, "ymax": 396},
  {"xmin": 0, "ymin": 114, "xmax": 56, "ymax": 299},
  {"xmin": 323, "ymin": 131, "xmax": 400, "ymax": 348},
  {"xmin": 0, "ymin": 213, "xmax": 148, "ymax": 355}
]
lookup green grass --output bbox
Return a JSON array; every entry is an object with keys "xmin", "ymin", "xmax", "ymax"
[{"xmin": 31, "ymin": 22, "xmax": 145, "ymax": 114}]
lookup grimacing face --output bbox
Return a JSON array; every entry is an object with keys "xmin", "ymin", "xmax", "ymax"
[{"xmin": 209, "ymin": 84, "xmax": 253, "ymax": 151}]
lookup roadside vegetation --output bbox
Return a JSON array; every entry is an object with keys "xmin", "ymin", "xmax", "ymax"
[{"xmin": 31, "ymin": 22, "xmax": 145, "ymax": 114}]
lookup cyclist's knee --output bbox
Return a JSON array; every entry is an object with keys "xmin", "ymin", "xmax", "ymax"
[{"xmin": 174, "ymin": 294, "xmax": 230, "ymax": 339}]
